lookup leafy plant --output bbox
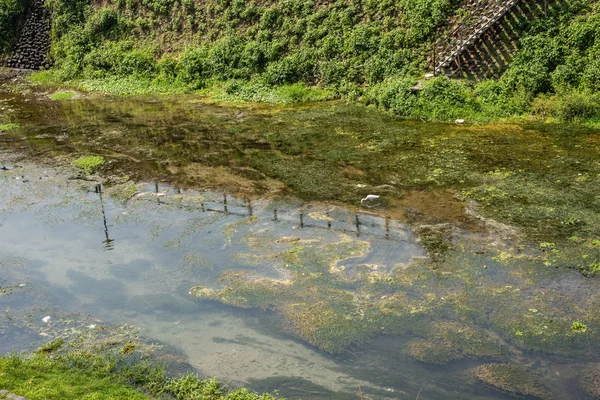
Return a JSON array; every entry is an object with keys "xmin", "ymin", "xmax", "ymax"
[{"xmin": 0, "ymin": 123, "xmax": 19, "ymax": 131}]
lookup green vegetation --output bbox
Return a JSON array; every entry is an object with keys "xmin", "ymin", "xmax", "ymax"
[
  {"xmin": 573, "ymin": 322, "xmax": 588, "ymax": 333},
  {"xmin": 0, "ymin": 123, "xmax": 19, "ymax": 131},
  {"xmin": 72, "ymin": 155, "xmax": 105, "ymax": 174},
  {"xmin": 364, "ymin": 1, "xmax": 600, "ymax": 122},
  {"xmin": 0, "ymin": 341, "xmax": 282, "ymax": 400},
  {"xmin": 0, "ymin": 353, "xmax": 150, "ymax": 399},
  {"xmin": 49, "ymin": 91, "xmax": 77, "ymax": 100},
  {"xmin": 0, "ymin": 0, "xmax": 24, "ymax": 53},
  {"xmin": 10, "ymin": 0, "xmax": 596, "ymax": 121}
]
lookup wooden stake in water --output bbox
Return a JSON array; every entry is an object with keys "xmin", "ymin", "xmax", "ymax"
[
  {"xmin": 386, "ymin": 216, "xmax": 390, "ymax": 240},
  {"xmin": 97, "ymin": 184, "xmax": 114, "ymax": 250},
  {"xmin": 247, "ymin": 198, "xmax": 253, "ymax": 216}
]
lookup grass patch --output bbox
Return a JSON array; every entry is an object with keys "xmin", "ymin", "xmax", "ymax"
[
  {"xmin": 76, "ymin": 76, "xmax": 188, "ymax": 95},
  {"xmin": 0, "ymin": 347, "xmax": 282, "ymax": 400},
  {"xmin": 50, "ymin": 91, "xmax": 77, "ymax": 100},
  {"xmin": 72, "ymin": 155, "xmax": 105, "ymax": 174},
  {"xmin": 0, "ymin": 353, "xmax": 150, "ymax": 400},
  {"xmin": 205, "ymin": 80, "xmax": 334, "ymax": 104}
]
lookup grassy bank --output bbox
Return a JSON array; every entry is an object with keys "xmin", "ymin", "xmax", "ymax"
[
  {"xmin": 0, "ymin": 340, "xmax": 281, "ymax": 400},
  {"xmin": 0, "ymin": 0, "xmax": 591, "ymax": 123}
]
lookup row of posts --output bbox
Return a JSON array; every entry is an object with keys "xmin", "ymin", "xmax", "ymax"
[{"xmin": 94, "ymin": 185, "xmax": 394, "ymax": 250}]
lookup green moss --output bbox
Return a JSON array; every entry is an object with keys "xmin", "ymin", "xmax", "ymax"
[{"xmin": 72, "ymin": 156, "xmax": 105, "ymax": 174}]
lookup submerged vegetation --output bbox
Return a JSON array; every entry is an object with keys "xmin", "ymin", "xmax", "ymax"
[
  {"xmin": 475, "ymin": 364, "xmax": 552, "ymax": 399},
  {"xmin": 192, "ymin": 227, "xmax": 599, "ymax": 359}
]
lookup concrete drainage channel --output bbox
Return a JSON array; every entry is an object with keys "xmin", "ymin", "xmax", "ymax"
[{"xmin": 3, "ymin": 0, "xmax": 51, "ymax": 70}]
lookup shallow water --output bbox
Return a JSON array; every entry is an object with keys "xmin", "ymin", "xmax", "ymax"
[{"xmin": 1, "ymin": 86, "xmax": 600, "ymax": 399}]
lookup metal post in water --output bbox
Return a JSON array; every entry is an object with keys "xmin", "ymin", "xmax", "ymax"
[
  {"xmin": 223, "ymin": 194, "xmax": 229, "ymax": 215},
  {"xmin": 273, "ymin": 209, "xmax": 278, "ymax": 221},
  {"xmin": 300, "ymin": 213, "xmax": 304, "ymax": 228},
  {"xmin": 355, "ymin": 214, "xmax": 360, "ymax": 237}
]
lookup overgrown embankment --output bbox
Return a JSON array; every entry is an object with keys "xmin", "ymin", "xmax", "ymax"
[{"xmin": 2, "ymin": 0, "xmax": 600, "ymax": 122}]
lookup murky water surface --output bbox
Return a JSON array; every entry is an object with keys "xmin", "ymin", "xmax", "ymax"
[{"xmin": 2, "ymin": 86, "xmax": 600, "ymax": 399}]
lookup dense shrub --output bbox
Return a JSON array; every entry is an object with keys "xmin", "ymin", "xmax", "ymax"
[
  {"xmin": 44, "ymin": 0, "xmax": 458, "ymax": 86},
  {"xmin": 0, "ymin": 0, "xmax": 24, "ymax": 53},
  {"xmin": 28, "ymin": 0, "xmax": 599, "ymax": 121}
]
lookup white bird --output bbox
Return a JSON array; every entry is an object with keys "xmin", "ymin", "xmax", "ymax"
[{"xmin": 361, "ymin": 195, "xmax": 380, "ymax": 204}]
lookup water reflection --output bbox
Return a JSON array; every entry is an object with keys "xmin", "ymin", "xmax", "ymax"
[{"xmin": 95, "ymin": 184, "xmax": 115, "ymax": 250}]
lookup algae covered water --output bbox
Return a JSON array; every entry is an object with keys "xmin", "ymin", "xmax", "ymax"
[{"xmin": 1, "ymin": 87, "xmax": 600, "ymax": 399}]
